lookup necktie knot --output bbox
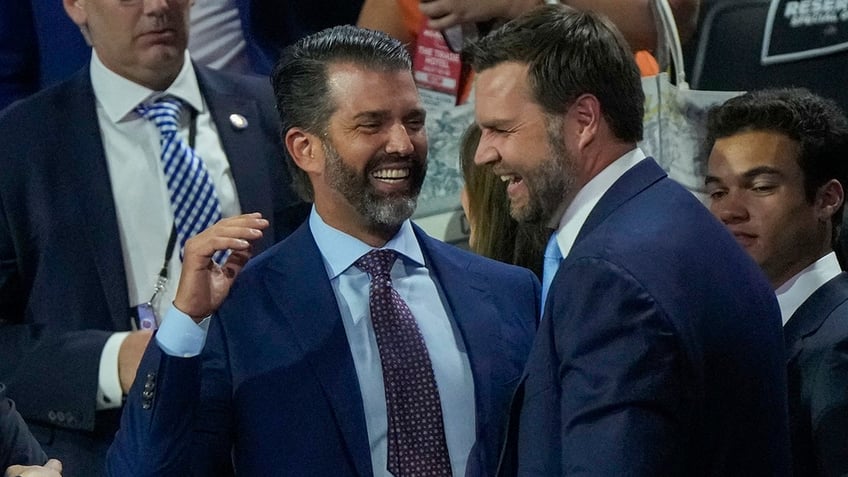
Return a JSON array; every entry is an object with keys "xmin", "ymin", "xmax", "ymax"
[
  {"xmin": 136, "ymin": 96, "xmax": 184, "ymax": 134},
  {"xmin": 355, "ymin": 249, "xmax": 398, "ymax": 282}
]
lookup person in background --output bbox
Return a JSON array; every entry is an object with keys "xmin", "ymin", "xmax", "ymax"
[
  {"xmin": 705, "ymin": 87, "xmax": 848, "ymax": 477},
  {"xmin": 460, "ymin": 124, "xmax": 545, "ymax": 278},
  {"xmin": 358, "ymin": 0, "xmax": 700, "ymax": 75},
  {"xmin": 466, "ymin": 5, "xmax": 791, "ymax": 475},
  {"xmin": 0, "ymin": 0, "xmax": 365, "ymax": 111},
  {"xmin": 0, "ymin": 0, "xmax": 306, "ymax": 474},
  {"xmin": 106, "ymin": 25, "xmax": 538, "ymax": 477}
]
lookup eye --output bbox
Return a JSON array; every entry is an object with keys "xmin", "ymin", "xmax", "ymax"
[
  {"xmin": 708, "ymin": 189, "xmax": 727, "ymax": 201},
  {"xmin": 750, "ymin": 183, "xmax": 777, "ymax": 194},
  {"xmin": 404, "ymin": 117, "xmax": 425, "ymax": 132}
]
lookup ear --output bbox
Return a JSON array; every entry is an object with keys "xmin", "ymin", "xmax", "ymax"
[
  {"xmin": 63, "ymin": 0, "xmax": 87, "ymax": 27},
  {"xmin": 815, "ymin": 178, "xmax": 844, "ymax": 222},
  {"xmin": 285, "ymin": 128, "xmax": 324, "ymax": 175},
  {"xmin": 568, "ymin": 94, "xmax": 601, "ymax": 150}
]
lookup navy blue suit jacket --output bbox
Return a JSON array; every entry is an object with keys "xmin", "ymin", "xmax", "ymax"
[
  {"xmin": 0, "ymin": 0, "xmax": 363, "ymax": 110},
  {"xmin": 501, "ymin": 158, "xmax": 791, "ymax": 476},
  {"xmin": 107, "ymin": 221, "xmax": 539, "ymax": 476},
  {"xmin": 784, "ymin": 272, "xmax": 848, "ymax": 476},
  {"xmin": 0, "ymin": 65, "xmax": 307, "ymax": 476},
  {"xmin": 0, "ymin": 383, "xmax": 46, "ymax": 470}
]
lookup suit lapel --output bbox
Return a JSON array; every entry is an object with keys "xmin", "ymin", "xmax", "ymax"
[
  {"xmin": 263, "ymin": 224, "xmax": 373, "ymax": 477},
  {"xmin": 784, "ymin": 272, "xmax": 848, "ymax": 362},
  {"xmin": 196, "ymin": 67, "xmax": 277, "ymax": 251},
  {"xmin": 573, "ymin": 158, "xmax": 667, "ymax": 247},
  {"xmin": 414, "ymin": 228, "xmax": 500, "ymax": 431},
  {"xmin": 64, "ymin": 71, "xmax": 131, "ymax": 331}
]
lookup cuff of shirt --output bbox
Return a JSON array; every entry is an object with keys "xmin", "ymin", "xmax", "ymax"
[
  {"xmin": 97, "ymin": 332, "xmax": 130, "ymax": 410},
  {"xmin": 155, "ymin": 305, "xmax": 210, "ymax": 358}
]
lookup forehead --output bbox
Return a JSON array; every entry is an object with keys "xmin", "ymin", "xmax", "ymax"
[
  {"xmin": 325, "ymin": 63, "xmax": 422, "ymax": 119},
  {"xmin": 709, "ymin": 130, "xmax": 802, "ymax": 177},
  {"xmin": 474, "ymin": 62, "xmax": 536, "ymax": 123}
]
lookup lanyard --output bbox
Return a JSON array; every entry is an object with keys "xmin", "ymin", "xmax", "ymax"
[{"xmin": 136, "ymin": 108, "xmax": 198, "ymax": 330}]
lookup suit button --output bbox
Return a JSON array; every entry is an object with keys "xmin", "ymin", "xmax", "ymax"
[
  {"xmin": 144, "ymin": 381, "xmax": 155, "ymax": 391},
  {"xmin": 48, "ymin": 410, "xmax": 57, "ymax": 421},
  {"xmin": 142, "ymin": 402, "xmax": 151, "ymax": 410},
  {"xmin": 146, "ymin": 371, "xmax": 156, "ymax": 381},
  {"xmin": 142, "ymin": 390, "xmax": 154, "ymax": 400},
  {"xmin": 56, "ymin": 411, "xmax": 65, "ymax": 422}
]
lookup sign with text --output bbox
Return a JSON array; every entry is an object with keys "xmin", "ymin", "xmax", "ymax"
[{"xmin": 762, "ymin": 0, "xmax": 848, "ymax": 64}]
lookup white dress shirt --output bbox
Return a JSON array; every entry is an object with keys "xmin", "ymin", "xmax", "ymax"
[
  {"xmin": 776, "ymin": 252, "xmax": 842, "ymax": 326},
  {"xmin": 90, "ymin": 49, "xmax": 240, "ymax": 409},
  {"xmin": 156, "ymin": 207, "xmax": 476, "ymax": 476},
  {"xmin": 551, "ymin": 148, "xmax": 646, "ymax": 258}
]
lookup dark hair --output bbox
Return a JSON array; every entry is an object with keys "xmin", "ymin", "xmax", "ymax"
[
  {"xmin": 462, "ymin": 4, "xmax": 644, "ymax": 142},
  {"xmin": 270, "ymin": 25, "xmax": 412, "ymax": 201},
  {"xmin": 706, "ymin": 88, "xmax": 848, "ymax": 237},
  {"xmin": 460, "ymin": 125, "xmax": 546, "ymax": 278}
]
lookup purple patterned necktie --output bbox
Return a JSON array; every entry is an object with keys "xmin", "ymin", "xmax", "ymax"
[{"xmin": 355, "ymin": 249, "xmax": 452, "ymax": 477}]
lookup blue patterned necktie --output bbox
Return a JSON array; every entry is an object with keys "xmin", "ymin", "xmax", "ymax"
[
  {"xmin": 355, "ymin": 249, "xmax": 452, "ymax": 477},
  {"xmin": 540, "ymin": 232, "xmax": 563, "ymax": 317},
  {"xmin": 136, "ymin": 96, "xmax": 224, "ymax": 263}
]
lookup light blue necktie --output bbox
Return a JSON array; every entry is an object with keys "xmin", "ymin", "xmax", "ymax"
[
  {"xmin": 136, "ymin": 97, "xmax": 225, "ymax": 263},
  {"xmin": 540, "ymin": 232, "xmax": 563, "ymax": 318}
]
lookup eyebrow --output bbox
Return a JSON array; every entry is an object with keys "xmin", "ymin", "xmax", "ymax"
[{"xmin": 705, "ymin": 166, "xmax": 783, "ymax": 186}]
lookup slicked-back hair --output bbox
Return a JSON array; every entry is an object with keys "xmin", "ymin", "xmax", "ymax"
[
  {"xmin": 706, "ymin": 87, "xmax": 848, "ymax": 238},
  {"xmin": 270, "ymin": 25, "xmax": 412, "ymax": 201},
  {"xmin": 462, "ymin": 4, "xmax": 644, "ymax": 143}
]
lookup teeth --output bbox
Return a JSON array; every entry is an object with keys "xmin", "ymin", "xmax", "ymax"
[{"xmin": 373, "ymin": 168, "xmax": 410, "ymax": 180}]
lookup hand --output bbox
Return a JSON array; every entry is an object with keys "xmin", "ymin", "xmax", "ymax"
[
  {"xmin": 419, "ymin": 0, "xmax": 539, "ymax": 30},
  {"xmin": 5, "ymin": 459, "xmax": 62, "ymax": 477},
  {"xmin": 118, "ymin": 330, "xmax": 153, "ymax": 394},
  {"xmin": 173, "ymin": 213, "xmax": 269, "ymax": 322}
]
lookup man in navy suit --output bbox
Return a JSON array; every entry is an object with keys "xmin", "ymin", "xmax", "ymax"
[
  {"xmin": 706, "ymin": 88, "xmax": 848, "ymax": 476},
  {"xmin": 466, "ymin": 5, "xmax": 791, "ymax": 475},
  {"xmin": 0, "ymin": 0, "xmax": 306, "ymax": 475},
  {"xmin": 107, "ymin": 25, "xmax": 538, "ymax": 476}
]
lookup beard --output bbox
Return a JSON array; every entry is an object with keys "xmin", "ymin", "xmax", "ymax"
[
  {"xmin": 512, "ymin": 117, "xmax": 578, "ymax": 225},
  {"xmin": 323, "ymin": 140, "xmax": 427, "ymax": 233}
]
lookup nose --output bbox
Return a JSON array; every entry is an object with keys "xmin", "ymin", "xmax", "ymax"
[
  {"xmin": 144, "ymin": 0, "xmax": 170, "ymax": 15},
  {"xmin": 712, "ymin": 191, "xmax": 749, "ymax": 225},
  {"xmin": 474, "ymin": 135, "xmax": 498, "ymax": 166},
  {"xmin": 385, "ymin": 123, "xmax": 414, "ymax": 156}
]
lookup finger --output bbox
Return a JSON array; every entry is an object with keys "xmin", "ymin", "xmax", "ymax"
[
  {"xmin": 5, "ymin": 464, "xmax": 24, "ymax": 476},
  {"xmin": 426, "ymin": 11, "xmax": 463, "ymax": 30},
  {"xmin": 44, "ymin": 459, "xmax": 63, "ymax": 471}
]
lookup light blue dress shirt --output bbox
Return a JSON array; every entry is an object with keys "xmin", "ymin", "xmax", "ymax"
[{"xmin": 156, "ymin": 207, "xmax": 476, "ymax": 476}]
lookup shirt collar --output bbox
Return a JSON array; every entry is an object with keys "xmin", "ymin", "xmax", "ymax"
[
  {"xmin": 551, "ymin": 147, "xmax": 646, "ymax": 257},
  {"xmin": 776, "ymin": 251, "xmax": 842, "ymax": 325},
  {"xmin": 89, "ymin": 49, "xmax": 205, "ymax": 124},
  {"xmin": 308, "ymin": 207, "xmax": 425, "ymax": 280}
]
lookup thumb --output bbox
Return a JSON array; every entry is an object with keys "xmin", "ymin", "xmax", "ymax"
[{"xmin": 44, "ymin": 459, "xmax": 63, "ymax": 471}]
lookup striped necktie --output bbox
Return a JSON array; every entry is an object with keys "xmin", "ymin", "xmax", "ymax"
[{"xmin": 136, "ymin": 96, "xmax": 224, "ymax": 263}]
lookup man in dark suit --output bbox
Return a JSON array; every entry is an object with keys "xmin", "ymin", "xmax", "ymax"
[
  {"xmin": 0, "ymin": 0, "xmax": 306, "ymax": 475},
  {"xmin": 465, "ymin": 5, "xmax": 791, "ymax": 476},
  {"xmin": 106, "ymin": 25, "xmax": 538, "ymax": 477},
  {"xmin": 705, "ymin": 88, "xmax": 848, "ymax": 477}
]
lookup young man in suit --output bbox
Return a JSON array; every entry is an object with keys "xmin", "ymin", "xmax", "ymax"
[
  {"xmin": 106, "ymin": 25, "xmax": 539, "ymax": 476},
  {"xmin": 0, "ymin": 0, "xmax": 306, "ymax": 475},
  {"xmin": 466, "ymin": 5, "xmax": 791, "ymax": 475},
  {"xmin": 705, "ymin": 88, "xmax": 848, "ymax": 477}
]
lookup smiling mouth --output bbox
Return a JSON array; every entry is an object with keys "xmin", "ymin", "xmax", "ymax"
[{"xmin": 372, "ymin": 168, "xmax": 411, "ymax": 183}]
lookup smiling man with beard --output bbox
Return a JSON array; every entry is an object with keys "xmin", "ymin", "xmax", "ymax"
[
  {"xmin": 107, "ymin": 25, "xmax": 539, "ymax": 477},
  {"xmin": 465, "ymin": 5, "xmax": 791, "ymax": 476}
]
